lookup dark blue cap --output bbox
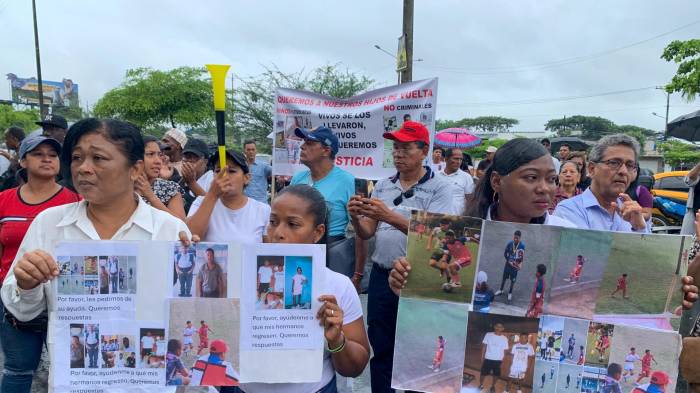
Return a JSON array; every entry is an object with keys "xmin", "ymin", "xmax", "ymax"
[
  {"xmin": 18, "ymin": 135, "xmax": 61, "ymax": 159},
  {"xmin": 294, "ymin": 127, "xmax": 339, "ymax": 156}
]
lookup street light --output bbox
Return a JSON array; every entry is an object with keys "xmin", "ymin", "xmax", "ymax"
[
  {"xmin": 373, "ymin": 44, "xmax": 423, "ymax": 84},
  {"xmin": 651, "ymin": 112, "xmax": 664, "ymax": 119}
]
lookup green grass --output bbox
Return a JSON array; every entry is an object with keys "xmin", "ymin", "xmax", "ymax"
[
  {"xmin": 402, "ymin": 232, "xmax": 477, "ymax": 303},
  {"xmin": 594, "ymin": 233, "xmax": 684, "ymax": 315},
  {"xmin": 584, "ymin": 332, "xmax": 610, "ymax": 367}
]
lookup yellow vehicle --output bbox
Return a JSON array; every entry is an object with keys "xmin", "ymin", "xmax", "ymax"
[{"xmin": 650, "ymin": 171, "xmax": 688, "ymax": 231}]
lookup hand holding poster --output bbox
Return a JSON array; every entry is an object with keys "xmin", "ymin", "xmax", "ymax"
[
  {"xmin": 239, "ymin": 243, "xmax": 325, "ymax": 383},
  {"xmin": 273, "ymin": 78, "xmax": 438, "ymax": 179}
]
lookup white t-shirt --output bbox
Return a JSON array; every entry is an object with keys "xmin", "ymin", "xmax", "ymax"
[
  {"xmin": 196, "ymin": 170, "xmax": 214, "ymax": 191},
  {"xmin": 141, "ymin": 336, "xmax": 154, "ymax": 349},
  {"xmin": 188, "ymin": 196, "xmax": 270, "ymax": 244},
  {"xmin": 176, "ymin": 250, "xmax": 194, "ymax": 269},
  {"xmin": 258, "ymin": 266, "xmax": 273, "ymax": 284},
  {"xmin": 510, "ymin": 343, "xmax": 534, "ymax": 374},
  {"xmin": 273, "ymin": 271, "xmax": 285, "ymax": 292},
  {"xmin": 241, "ymin": 268, "xmax": 363, "ymax": 393},
  {"xmin": 86, "ymin": 331, "xmax": 98, "ymax": 345},
  {"xmin": 482, "ymin": 332, "xmax": 509, "ymax": 361},
  {"xmin": 438, "ymin": 169, "xmax": 474, "ymax": 213},
  {"xmin": 292, "ymin": 274, "xmax": 306, "ymax": 296}
]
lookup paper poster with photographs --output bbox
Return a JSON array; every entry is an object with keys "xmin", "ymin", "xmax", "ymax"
[
  {"xmin": 474, "ymin": 220, "xmax": 559, "ymax": 317},
  {"xmin": 54, "ymin": 241, "xmax": 138, "ymax": 320},
  {"xmin": 52, "ymin": 320, "xmax": 165, "ymax": 392},
  {"xmin": 531, "ymin": 316, "xmax": 680, "ymax": 393},
  {"xmin": 391, "ymin": 298, "xmax": 468, "ymax": 392},
  {"xmin": 462, "ymin": 312, "xmax": 539, "ymax": 393},
  {"xmin": 170, "ymin": 243, "xmax": 229, "ymax": 298},
  {"xmin": 404, "ymin": 211, "xmax": 482, "ymax": 304},
  {"xmin": 166, "ymin": 298, "xmax": 240, "ymax": 387},
  {"xmin": 239, "ymin": 243, "xmax": 325, "ymax": 383},
  {"xmin": 592, "ymin": 232, "xmax": 691, "ymax": 331}
]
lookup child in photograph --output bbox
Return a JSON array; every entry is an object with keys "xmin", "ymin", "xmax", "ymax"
[
  {"xmin": 99, "ymin": 266, "xmax": 109, "ymax": 294},
  {"xmin": 566, "ymin": 373, "xmax": 571, "ymax": 388},
  {"xmin": 505, "ymin": 333, "xmax": 534, "ymax": 393},
  {"xmin": 190, "ymin": 339, "xmax": 239, "ymax": 386},
  {"xmin": 272, "ymin": 264, "xmax": 285, "ymax": 293},
  {"xmin": 197, "ymin": 320, "xmax": 213, "ymax": 355},
  {"xmin": 495, "ymin": 230, "xmax": 525, "ymax": 302},
  {"xmin": 623, "ymin": 347, "xmax": 641, "ymax": 382},
  {"xmin": 526, "ymin": 264, "xmax": 547, "ymax": 318},
  {"xmin": 291, "ymin": 266, "xmax": 308, "ymax": 308},
  {"xmin": 478, "ymin": 322, "xmax": 509, "ymax": 392},
  {"xmin": 257, "ymin": 260, "xmax": 274, "ymax": 300},
  {"xmin": 595, "ymin": 332, "xmax": 611, "ymax": 362},
  {"xmin": 166, "ymin": 339, "xmax": 191, "ymax": 386},
  {"xmin": 155, "ymin": 336, "xmax": 167, "ymax": 356},
  {"xmin": 141, "ymin": 331, "xmax": 155, "ymax": 357},
  {"xmin": 602, "ymin": 363, "xmax": 623, "ymax": 393},
  {"xmin": 633, "ymin": 371, "xmax": 670, "ymax": 393},
  {"xmin": 444, "ymin": 231, "xmax": 474, "ymax": 288},
  {"xmin": 540, "ymin": 372, "xmax": 546, "ymax": 389},
  {"xmin": 566, "ymin": 255, "xmax": 585, "ymax": 283},
  {"xmin": 175, "ymin": 245, "xmax": 196, "ymax": 297},
  {"xmin": 122, "ymin": 337, "xmax": 134, "ymax": 353},
  {"xmin": 429, "ymin": 336, "xmax": 445, "ymax": 372},
  {"xmin": 427, "ymin": 221, "xmax": 451, "ymax": 282},
  {"xmin": 611, "ymin": 273, "xmax": 629, "ymax": 299},
  {"xmin": 546, "ymin": 334, "xmax": 557, "ymax": 361},
  {"xmin": 196, "ymin": 248, "xmax": 225, "ymax": 298},
  {"xmin": 126, "ymin": 352, "xmax": 136, "ymax": 368},
  {"xmin": 426, "ymin": 218, "xmax": 450, "ymax": 250},
  {"xmin": 566, "ymin": 333, "xmax": 576, "ymax": 359},
  {"xmin": 119, "ymin": 268, "xmax": 125, "ymax": 290},
  {"xmin": 262, "ymin": 292, "xmax": 283, "ymax": 310},
  {"xmin": 474, "ymin": 271, "xmax": 495, "ymax": 313},
  {"xmin": 415, "ymin": 222, "xmax": 426, "ymax": 240},
  {"xmin": 577, "ymin": 345, "xmax": 585, "ymax": 365},
  {"xmin": 182, "ymin": 321, "xmax": 195, "ymax": 356},
  {"xmin": 576, "ymin": 372, "xmax": 582, "ymax": 388},
  {"xmin": 539, "ymin": 334, "xmax": 548, "ymax": 359},
  {"xmin": 550, "ymin": 365, "xmax": 555, "ymax": 379},
  {"xmin": 109, "ymin": 256, "xmax": 119, "ymax": 293},
  {"xmin": 70, "ymin": 335, "xmax": 84, "ymax": 368},
  {"xmin": 635, "ymin": 349, "xmax": 658, "ymax": 384}
]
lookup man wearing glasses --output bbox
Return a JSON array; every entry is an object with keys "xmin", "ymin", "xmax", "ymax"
[
  {"xmin": 348, "ymin": 120, "xmax": 455, "ymax": 392},
  {"xmin": 554, "ymin": 134, "xmax": 649, "ymax": 233}
]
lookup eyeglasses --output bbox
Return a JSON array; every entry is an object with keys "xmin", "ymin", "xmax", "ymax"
[
  {"xmin": 596, "ymin": 159, "xmax": 638, "ymax": 172},
  {"xmin": 393, "ymin": 188, "xmax": 415, "ymax": 206}
]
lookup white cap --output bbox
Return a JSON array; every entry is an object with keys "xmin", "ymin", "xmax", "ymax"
[
  {"xmin": 477, "ymin": 271, "xmax": 488, "ymax": 284},
  {"xmin": 486, "ymin": 146, "xmax": 498, "ymax": 153}
]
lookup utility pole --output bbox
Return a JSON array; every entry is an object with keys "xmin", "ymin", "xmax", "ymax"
[
  {"xmin": 400, "ymin": 0, "xmax": 414, "ymax": 84},
  {"xmin": 664, "ymin": 90, "xmax": 670, "ymax": 139},
  {"xmin": 32, "ymin": 0, "xmax": 46, "ymax": 118}
]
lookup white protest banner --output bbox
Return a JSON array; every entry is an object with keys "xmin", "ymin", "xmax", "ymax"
[
  {"xmin": 239, "ymin": 243, "xmax": 325, "ymax": 383},
  {"xmin": 272, "ymin": 78, "xmax": 438, "ymax": 179},
  {"xmin": 54, "ymin": 242, "xmax": 139, "ymax": 320},
  {"xmin": 52, "ymin": 319, "xmax": 166, "ymax": 392}
]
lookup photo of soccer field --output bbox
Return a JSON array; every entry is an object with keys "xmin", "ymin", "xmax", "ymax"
[
  {"xmin": 560, "ymin": 317, "xmax": 589, "ymax": 365},
  {"xmin": 607, "ymin": 324, "xmax": 681, "ymax": 393},
  {"xmin": 403, "ymin": 211, "xmax": 482, "ymax": 303},
  {"xmin": 537, "ymin": 315, "xmax": 563, "ymax": 362},
  {"xmin": 392, "ymin": 298, "xmax": 468, "ymax": 393},
  {"xmin": 593, "ymin": 233, "xmax": 689, "ymax": 331},
  {"xmin": 477, "ymin": 220, "xmax": 559, "ymax": 317},
  {"xmin": 545, "ymin": 228, "xmax": 612, "ymax": 320},
  {"xmin": 555, "ymin": 363, "xmax": 584, "ymax": 393},
  {"xmin": 585, "ymin": 322, "xmax": 613, "ymax": 367},
  {"xmin": 533, "ymin": 360, "xmax": 557, "ymax": 393},
  {"xmin": 167, "ymin": 298, "xmax": 240, "ymax": 375}
]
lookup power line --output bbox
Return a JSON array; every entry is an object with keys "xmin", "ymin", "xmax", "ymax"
[
  {"xmin": 417, "ymin": 19, "xmax": 700, "ymax": 75},
  {"xmin": 440, "ymin": 86, "xmax": 658, "ymax": 107}
]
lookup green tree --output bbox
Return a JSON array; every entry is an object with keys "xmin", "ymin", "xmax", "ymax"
[
  {"xmin": 469, "ymin": 139, "xmax": 509, "ymax": 159},
  {"xmin": 231, "ymin": 64, "xmax": 374, "ymax": 152},
  {"xmin": 545, "ymin": 115, "xmax": 616, "ymax": 139},
  {"xmin": 661, "ymin": 39, "xmax": 700, "ymax": 100},
  {"xmin": 435, "ymin": 116, "xmax": 519, "ymax": 133},
  {"xmin": 0, "ymin": 105, "xmax": 40, "ymax": 133},
  {"xmin": 93, "ymin": 67, "xmax": 214, "ymax": 131},
  {"xmin": 658, "ymin": 140, "xmax": 700, "ymax": 168}
]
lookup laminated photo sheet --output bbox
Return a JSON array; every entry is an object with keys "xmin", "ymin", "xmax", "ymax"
[
  {"xmin": 52, "ymin": 318, "xmax": 167, "ymax": 393},
  {"xmin": 239, "ymin": 243, "xmax": 325, "ymax": 383},
  {"xmin": 472, "ymin": 220, "xmax": 691, "ymax": 330},
  {"xmin": 166, "ymin": 242, "xmax": 242, "ymax": 299}
]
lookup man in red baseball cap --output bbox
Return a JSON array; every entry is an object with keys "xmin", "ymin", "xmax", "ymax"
[{"xmin": 348, "ymin": 120, "xmax": 456, "ymax": 391}]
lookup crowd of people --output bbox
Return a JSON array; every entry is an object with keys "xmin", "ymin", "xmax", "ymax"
[{"xmin": 0, "ymin": 114, "xmax": 697, "ymax": 392}]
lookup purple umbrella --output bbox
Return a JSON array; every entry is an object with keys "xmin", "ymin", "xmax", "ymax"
[{"xmin": 434, "ymin": 128, "xmax": 482, "ymax": 149}]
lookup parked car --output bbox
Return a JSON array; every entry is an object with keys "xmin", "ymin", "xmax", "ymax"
[{"xmin": 650, "ymin": 171, "xmax": 688, "ymax": 232}]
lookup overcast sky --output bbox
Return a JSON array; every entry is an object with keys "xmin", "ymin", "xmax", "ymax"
[{"xmin": 1, "ymin": 0, "xmax": 699, "ymax": 132}]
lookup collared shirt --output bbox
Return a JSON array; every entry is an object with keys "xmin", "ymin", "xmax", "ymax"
[
  {"xmin": 370, "ymin": 167, "xmax": 456, "ymax": 268},
  {"xmin": 291, "ymin": 166, "xmax": 355, "ymax": 237},
  {"xmin": 438, "ymin": 168, "xmax": 474, "ymax": 213},
  {"xmin": 553, "ymin": 188, "xmax": 650, "ymax": 233},
  {"xmin": 245, "ymin": 160, "xmax": 272, "ymax": 203},
  {"xmin": 1, "ymin": 197, "xmax": 190, "ymax": 322}
]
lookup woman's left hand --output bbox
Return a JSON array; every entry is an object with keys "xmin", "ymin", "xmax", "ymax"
[
  {"xmin": 134, "ymin": 173, "xmax": 154, "ymax": 199},
  {"xmin": 317, "ymin": 295, "xmax": 344, "ymax": 348},
  {"xmin": 178, "ymin": 231, "xmax": 200, "ymax": 248}
]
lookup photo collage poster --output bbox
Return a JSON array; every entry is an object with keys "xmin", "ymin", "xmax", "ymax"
[{"xmin": 392, "ymin": 212, "xmax": 690, "ymax": 393}]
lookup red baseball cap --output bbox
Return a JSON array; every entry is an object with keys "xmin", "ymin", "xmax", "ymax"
[
  {"xmin": 650, "ymin": 371, "xmax": 670, "ymax": 385},
  {"xmin": 210, "ymin": 339, "xmax": 228, "ymax": 354},
  {"xmin": 383, "ymin": 121, "xmax": 430, "ymax": 145}
]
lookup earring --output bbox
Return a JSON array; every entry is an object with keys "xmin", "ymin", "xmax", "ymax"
[{"xmin": 492, "ymin": 192, "xmax": 500, "ymax": 204}]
